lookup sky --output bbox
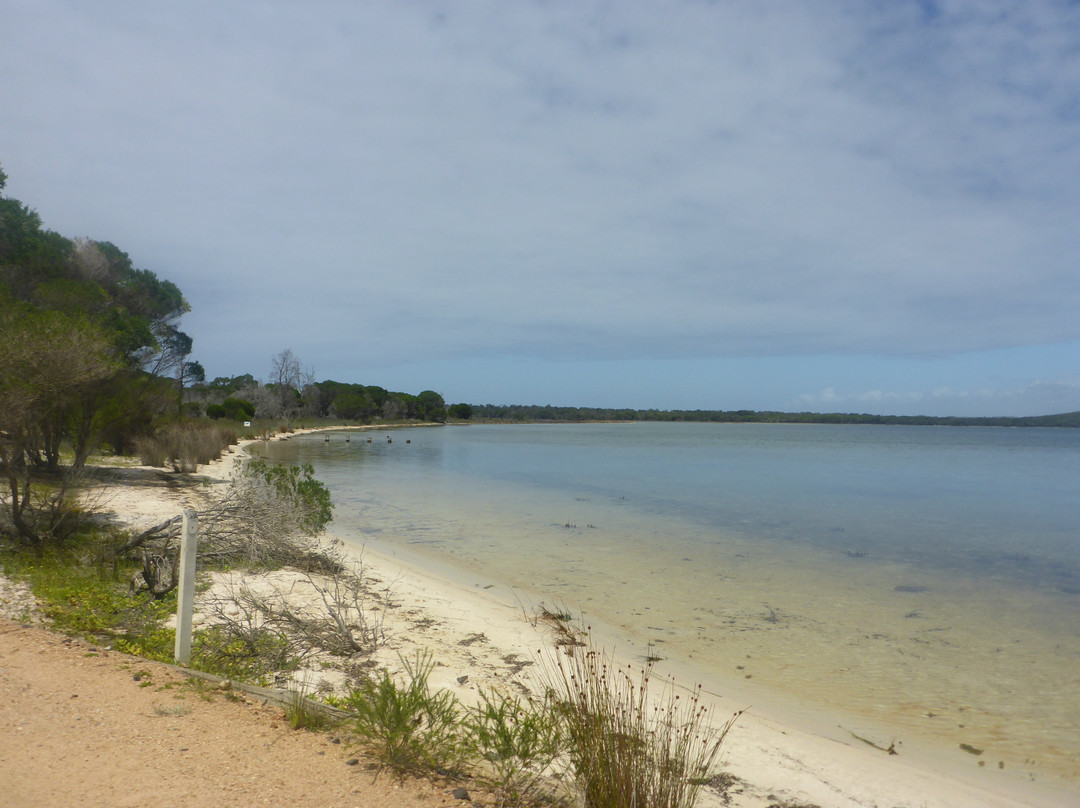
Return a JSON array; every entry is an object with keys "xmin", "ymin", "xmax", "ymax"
[{"xmin": 3, "ymin": 0, "xmax": 1080, "ymax": 417}]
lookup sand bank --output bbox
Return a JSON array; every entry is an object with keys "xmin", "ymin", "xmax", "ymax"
[{"xmin": 80, "ymin": 429, "xmax": 1079, "ymax": 808}]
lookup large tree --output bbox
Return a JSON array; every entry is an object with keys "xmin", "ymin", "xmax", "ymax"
[
  {"xmin": 0, "ymin": 302, "xmax": 119, "ymax": 548},
  {"xmin": 0, "ymin": 162, "xmax": 197, "ymax": 546}
]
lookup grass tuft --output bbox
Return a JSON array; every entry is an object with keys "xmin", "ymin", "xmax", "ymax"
[
  {"xmin": 547, "ymin": 634, "xmax": 740, "ymax": 808},
  {"xmin": 284, "ymin": 688, "xmax": 335, "ymax": 731}
]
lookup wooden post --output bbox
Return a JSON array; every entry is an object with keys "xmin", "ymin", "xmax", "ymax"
[{"xmin": 174, "ymin": 509, "xmax": 198, "ymax": 665}]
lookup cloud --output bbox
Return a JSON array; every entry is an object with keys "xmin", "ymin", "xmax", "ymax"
[{"xmin": 3, "ymin": 0, "xmax": 1080, "ymax": 408}]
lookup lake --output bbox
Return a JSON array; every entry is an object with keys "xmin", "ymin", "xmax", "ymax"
[{"xmin": 260, "ymin": 422, "xmax": 1080, "ymax": 782}]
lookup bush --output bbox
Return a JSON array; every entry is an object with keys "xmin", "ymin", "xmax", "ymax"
[
  {"xmin": 206, "ymin": 403, "xmax": 226, "ymax": 419},
  {"xmin": 344, "ymin": 650, "xmax": 465, "ymax": 775},
  {"xmin": 222, "ymin": 397, "xmax": 255, "ymax": 420},
  {"xmin": 448, "ymin": 403, "xmax": 473, "ymax": 420},
  {"xmin": 467, "ymin": 688, "xmax": 564, "ymax": 806}
]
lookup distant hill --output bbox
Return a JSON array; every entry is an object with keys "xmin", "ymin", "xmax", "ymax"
[{"xmin": 467, "ymin": 405, "xmax": 1080, "ymax": 428}]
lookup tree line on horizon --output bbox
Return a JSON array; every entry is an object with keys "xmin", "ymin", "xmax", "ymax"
[{"xmin": 465, "ymin": 403, "xmax": 1080, "ymax": 428}]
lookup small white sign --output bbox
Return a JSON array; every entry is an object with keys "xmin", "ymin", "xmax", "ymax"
[{"xmin": 243, "ymin": 421, "xmax": 251, "ymax": 427}]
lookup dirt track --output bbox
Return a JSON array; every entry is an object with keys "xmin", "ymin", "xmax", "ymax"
[{"xmin": 0, "ymin": 620, "xmax": 465, "ymax": 808}]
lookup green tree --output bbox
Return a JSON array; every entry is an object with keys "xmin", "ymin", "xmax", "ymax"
[
  {"xmin": 416, "ymin": 390, "xmax": 447, "ymax": 423},
  {"xmin": 0, "ymin": 302, "xmax": 119, "ymax": 549},
  {"xmin": 0, "ymin": 163, "xmax": 198, "ymax": 545},
  {"xmin": 222, "ymin": 397, "xmax": 255, "ymax": 420},
  {"xmin": 448, "ymin": 403, "xmax": 473, "ymax": 420}
]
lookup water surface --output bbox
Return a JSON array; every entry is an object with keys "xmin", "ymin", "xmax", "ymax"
[{"xmin": 261, "ymin": 423, "xmax": 1080, "ymax": 782}]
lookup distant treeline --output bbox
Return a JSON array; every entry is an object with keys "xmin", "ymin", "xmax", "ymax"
[
  {"xmin": 467, "ymin": 404, "xmax": 1080, "ymax": 428},
  {"xmin": 195, "ymin": 372, "xmax": 449, "ymax": 424}
]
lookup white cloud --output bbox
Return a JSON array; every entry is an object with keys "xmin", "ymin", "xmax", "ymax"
[{"xmin": 3, "ymin": 1, "xmax": 1080, "ymax": 410}]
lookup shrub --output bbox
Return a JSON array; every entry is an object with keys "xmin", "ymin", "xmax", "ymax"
[
  {"xmin": 344, "ymin": 650, "xmax": 465, "ymax": 775},
  {"xmin": 190, "ymin": 623, "xmax": 300, "ymax": 682},
  {"xmin": 135, "ymin": 424, "xmax": 237, "ymax": 470},
  {"xmin": 206, "ymin": 403, "xmax": 226, "ymax": 419},
  {"xmin": 467, "ymin": 688, "xmax": 564, "ymax": 806},
  {"xmin": 222, "ymin": 397, "xmax": 255, "ymax": 420}
]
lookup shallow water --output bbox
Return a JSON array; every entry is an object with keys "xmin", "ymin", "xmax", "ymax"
[{"xmin": 261, "ymin": 423, "xmax": 1080, "ymax": 782}]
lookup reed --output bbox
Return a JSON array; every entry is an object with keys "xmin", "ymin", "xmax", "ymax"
[
  {"xmin": 135, "ymin": 424, "xmax": 237, "ymax": 471},
  {"xmin": 547, "ymin": 634, "xmax": 739, "ymax": 808}
]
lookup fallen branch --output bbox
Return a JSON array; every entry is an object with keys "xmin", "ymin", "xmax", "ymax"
[{"xmin": 113, "ymin": 515, "xmax": 182, "ymax": 556}]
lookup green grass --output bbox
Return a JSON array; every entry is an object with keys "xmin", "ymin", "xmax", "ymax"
[{"xmin": 284, "ymin": 689, "xmax": 336, "ymax": 731}]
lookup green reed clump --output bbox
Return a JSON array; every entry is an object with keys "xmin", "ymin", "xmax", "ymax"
[
  {"xmin": 284, "ymin": 688, "xmax": 335, "ymax": 732},
  {"xmin": 548, "ymin": 636, "xmax": 740, "ymax": 808}
]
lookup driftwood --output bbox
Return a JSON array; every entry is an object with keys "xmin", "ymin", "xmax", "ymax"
[
  {"xmin": 114, "ymin": 515, "xmax": 182, "ymax": 556},
  {"xmin": 129, "ymin": 551, "xmax": 179, "ymax": 599}
]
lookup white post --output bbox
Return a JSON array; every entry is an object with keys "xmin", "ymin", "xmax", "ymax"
[{"xmin": 174, "ymin": 509, "xmax": 198, "ymax": 665}]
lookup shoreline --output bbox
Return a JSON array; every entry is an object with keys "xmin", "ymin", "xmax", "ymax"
[
  {"xmin": 45, "ymin": 428, "xmax": 1080, "ymax": 807},
  {"xmin": 346, "ymin": 534, "xmax": 1079, "ymax": 808}
]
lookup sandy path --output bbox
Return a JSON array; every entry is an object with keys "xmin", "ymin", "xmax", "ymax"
[{"xmin": 0, "ymin": 620, "xmax": 462, "ymax": 808}]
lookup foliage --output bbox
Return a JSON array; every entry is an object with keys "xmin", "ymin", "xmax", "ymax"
[
  {"xmin": 284, "ymin": 689, "xmax": 336, "ymax": 731},
  {"xmin": 344, "ymin": 650, "xmax": 466, "ymax": 775},
  {"xmin": 416, "ymin": 390, "xmax": 447, "ymax": 423},
  {"xmin": 188, "ymin": 623, "xmax": 301, "ymax": 682},
  {"xmin": 547, "ymin": 637, "xmax": 739, "ymax": 808},
  {"xmin": 222, "ymin": 396, "xmax": 255, "ymax": 420},
  {"xmin": 0, "ymin": 164, "xmax": 199, "ymax": 550},
  {"xmin": 468, "ymin": 403, "xmax": 1080, "ymax": 428},
  {"xmin": 243, "ymin": 460, "xmax": 333, "ymax": 535},
  {"xmin": 191, "ymin": 460, "xmax": 335, "ymax": 569},
  {"xmin": 448, "ymin": 403, "xmax": 473, "ymax": 420},
  {"xmin": 0, "ymin": 539, "xmax": 177, "ymax": 659},
  {"xmin": 466, "ymin": 688, "xmax": 565, "ymax": 806}
]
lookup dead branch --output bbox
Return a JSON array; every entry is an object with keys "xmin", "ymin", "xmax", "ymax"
[{"xmin": 114, "ymin": 515, "xmax": 182, "ymax": 556}]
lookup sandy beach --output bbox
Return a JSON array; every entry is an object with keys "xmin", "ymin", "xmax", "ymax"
[{"xmin": 6, "ymin": 428, "xmax": 1077, "ymax": 808}]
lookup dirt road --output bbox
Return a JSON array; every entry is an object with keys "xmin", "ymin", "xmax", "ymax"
[{"xmin": 0, "ymin": 620, "xmax": 466, "ymax": 808}]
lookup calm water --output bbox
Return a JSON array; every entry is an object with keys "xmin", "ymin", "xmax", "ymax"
[{"xmin": 261, "ymin": 423, "xmax": 1080, "ymax": 781}]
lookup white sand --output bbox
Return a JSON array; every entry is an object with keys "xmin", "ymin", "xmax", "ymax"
[{"xmin": 90, "ymin": 429, "xmax": 1079, "ymax": 808}]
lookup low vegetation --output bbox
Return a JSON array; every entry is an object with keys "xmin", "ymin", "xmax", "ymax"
[
  {"xmin": 133, "ymin": 423, "xmax": 237, "ymax": 471},
  {"xmin": 344, "ymin": 650, "xmax": 468, "ymax": 776},
  {"xmin": 547, "ymin": 637, "xmax": 740, "ymax": 808},
  {"xmin": 469, "ymin": 403, "xmax": 1080, "ymax": 428}
]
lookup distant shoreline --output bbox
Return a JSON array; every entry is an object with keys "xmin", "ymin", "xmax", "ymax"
[{"xmin": 466, "ymin": 406, "xmax": 1080, "ymax": 427}]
